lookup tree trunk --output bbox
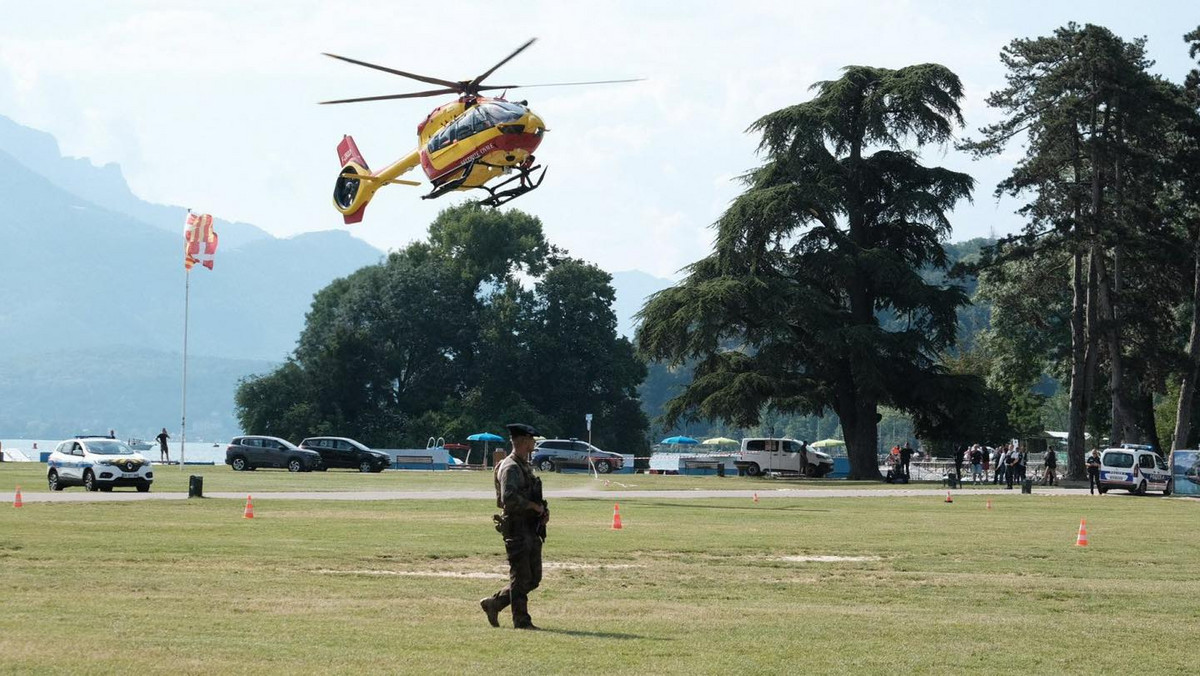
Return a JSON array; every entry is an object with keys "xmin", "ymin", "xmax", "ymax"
[
  {"xmin": 1174, "ymin": 256, "xmax": 1200, "ymax": 451},
  {"xmin": 1093, "ymin": 249, "xmax": 1135, "ymax": 444},
  {"xmin": 1135, "ymin": 388, "xmax": 1160, "ymax": 452},
  {"xmin": 1066, "ymin": 250, "xmax": 1100, "ymax": 480},
  {"xmin": 835, "ymin": 362, "xmax": 882, "ymax": 480}
]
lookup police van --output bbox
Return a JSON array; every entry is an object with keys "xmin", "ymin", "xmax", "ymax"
[
  {"xmin": 46, "ymin": 437, "xmax": 154, "ymax": 492},
  {"xmin": 1097, "ymin": 444, "xmax": 1172, "ymax": 496}
]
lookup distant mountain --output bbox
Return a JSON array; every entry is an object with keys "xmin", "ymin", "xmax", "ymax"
[
  {"xmin": 0, "ymin": 146, "xmax": 383, "ymax": 361},
  {"xmin": 0, "ymin": 346, "xmax": 273, "ymax": 441},
  {"xmin": 0, "ymin": 115, "xmax": 271, "ymax": 250},
  {"xmin": 0, "ymin": 115, "xmax": 386, "ymax": 438},
  {"xmin": 610, "ymin": 270, "xmax": 674, "ymax": 338}
]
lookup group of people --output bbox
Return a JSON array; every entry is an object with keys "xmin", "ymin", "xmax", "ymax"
[{"xmin": 952, "ymin": 443, "xmax": 1058, "ymax": 489}]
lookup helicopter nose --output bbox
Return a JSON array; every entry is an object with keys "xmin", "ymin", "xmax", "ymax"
[{"xmin": 525, "ymin": 111, "xmax": 546, "ymax": 132}]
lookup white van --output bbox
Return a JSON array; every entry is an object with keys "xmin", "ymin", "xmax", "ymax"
[
  {"xmin": 734, "ymin": 438, "xmax": 833, "ymax": 477},
  {"xmin": 1098, "ymin": 445, "xmax": 1172, "ymax": 496}
]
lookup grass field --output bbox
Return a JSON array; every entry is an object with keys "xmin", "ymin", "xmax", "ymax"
[
  {"xmin": 2, "ymin": 469, "xmax": 1197, "ymax": 675},
  {"xmin": 0, "ymin": 463, "xmax": 891, "ymax": 495}
]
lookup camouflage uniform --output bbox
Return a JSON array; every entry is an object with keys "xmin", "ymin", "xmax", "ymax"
[{"xmin": 486, "ymin": 451, "xmax": 544, "ymax": 628}]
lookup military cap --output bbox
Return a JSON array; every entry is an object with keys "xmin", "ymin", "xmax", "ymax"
[{"xmin": 505, "ymin": 423, "xmax": 537, "ymax": 438}]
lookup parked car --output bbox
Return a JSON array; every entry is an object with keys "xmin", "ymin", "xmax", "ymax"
[
  {"xmin": 735, "ymin": 438, "xmax": 834, "ymax": 478},
  {"xmin": 532, "ymin": 439, "xmax": 624, "ymax": 473},
  {"xmin": 225, "ymin": 436, "xmax": 322, "ymax": 472},
  {"xmin": 299, "ymin": 437, "xmax": 390, "ymax": 473},
  {"xmin": 46, "ymin": 437, "xmax": 154, "ymax": 492},
  {"xmin": 1098, "ymin": 445, "xmax": 1172, "ymax": 495}
]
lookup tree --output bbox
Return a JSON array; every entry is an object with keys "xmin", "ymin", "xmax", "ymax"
[
  {"xmin": 1170, "ymin": 26, "xmax": 1200, "ymax": 450},
  {"xmin": 637, "ymin": 64, "xmax": 976, "ymax": 479},
  {"xmin": 963, "ymin": 24, "xmax": 1188, "ymax": 476},
  {"xmin": 236, "ymin": 204, "xmax": 649, "ymax": 453}
]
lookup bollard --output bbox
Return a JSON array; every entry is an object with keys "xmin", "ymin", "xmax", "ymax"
[
  {"xmin": 188, "ymin": 475, "xmax": 204, "ymax": 498},
  {"xmin": 717, "ymin": 463, "xmax": 726, "ymax": 478},
  {"xmin": 1021, "ymin": 478, "xmax": 1032, "ymax": 494}
]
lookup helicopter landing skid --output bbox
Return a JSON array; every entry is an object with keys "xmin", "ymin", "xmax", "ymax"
[
  {"xmin": 423, "ymin": 162, "xmax": 476, "ymax": 201},
  {"xmin": 477, "ymin": 163, "xmax": 547, "ymax": 208}
]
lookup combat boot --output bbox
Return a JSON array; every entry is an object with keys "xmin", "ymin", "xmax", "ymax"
[{"xmin": 480, "ymin": 598, "xmax": 500, "ymax": 627}]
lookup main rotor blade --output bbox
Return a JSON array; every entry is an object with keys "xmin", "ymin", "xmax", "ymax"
[
  {"xmin": 319, "ymin": 88, "xmax": 461, "ymax": 105},
  {"xmin": 467, "ymin": 38, "xmax": 537, "ymax": 89},
  {"xmin": 322, "ymin": 52, "xmax": 461, "ymax": 89},
  {"xmin": 477, "ymin": 78, "xmax": 646, "ymax": 91}
]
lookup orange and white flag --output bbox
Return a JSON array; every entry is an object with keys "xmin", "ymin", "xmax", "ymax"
[{"xmin": 184, "ymin": 212, "xmax": 219, "ymax": 271}]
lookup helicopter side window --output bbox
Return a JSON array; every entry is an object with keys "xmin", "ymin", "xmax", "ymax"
[
  {"xmin": 427, "ymin": 121, "xmax": 459, "ymax": 153},
  {"xmin": 456, "ymin": 108, "xmax": 489, "ymax": 140}
]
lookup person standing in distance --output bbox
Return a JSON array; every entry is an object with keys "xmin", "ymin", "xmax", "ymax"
[
  {"xmin": 481, "ymin": 423, "xmax": 548, "ymax": 630},
  {"xmin": 1086, "ymin": 448, "xmax": 1103, "ymax": 495},
  {"xmin": 156, "ymin": 428, "xmax": 171, "ymax": 463}
]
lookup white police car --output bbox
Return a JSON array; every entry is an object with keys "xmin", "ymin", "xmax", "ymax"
[
  {"xmin": 1098, "ymin": 445, "xmax": 1172, "ymax": 496},
  {"xmin": 46, "ymin": 437, "xmax": 154, "ymax": 492}
]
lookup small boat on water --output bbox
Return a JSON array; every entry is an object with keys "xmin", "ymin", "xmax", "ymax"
[{"xmin": 126, "ymin": 438, "xmax": 155, "ymax": 451}]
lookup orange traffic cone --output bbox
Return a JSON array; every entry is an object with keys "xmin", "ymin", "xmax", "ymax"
[
  {"xmin": 753, "ymin": 492, "xmax": 759, "ymax": 503},
  {"xmin": 243, "ymin": 495, "xmax": 255, "ymax": 519},
  {"xmin": 13, "ymin": 486, "xmax": 22, "ymax": 508},
  {"xmin": 1075, "ymin": 518, "xmax": 1088, "ymax": 547},
  {"xmin": 611, "ymin": 503, "xmax": 622, "ymax": 530},
  {"xmin": 945, "ymin": 491, "xmax": 953, "ymax": 503},
  {"xmin": 986, "ymin": 498, "xmax": 993, "ymax": 510}
]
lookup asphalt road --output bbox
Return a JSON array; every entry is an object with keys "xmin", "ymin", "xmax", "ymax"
[{"xmin": 14, "ymin": 486, "xmax": 1089, "ymax": 503}]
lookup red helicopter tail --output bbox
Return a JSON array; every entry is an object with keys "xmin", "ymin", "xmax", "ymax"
[{"xmin": 334, "ymin": 135, "xmax": 371, "ymax": 224}]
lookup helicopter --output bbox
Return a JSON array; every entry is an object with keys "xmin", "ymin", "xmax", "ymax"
[{"xmin": 322, "ymin": 38, "xmax": 641, "ymax": 223}]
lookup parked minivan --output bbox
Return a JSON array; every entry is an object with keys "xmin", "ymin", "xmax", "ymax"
[{"xmin": 1098, "ymin": 445, "xmax": 1172, "ymax": 495}]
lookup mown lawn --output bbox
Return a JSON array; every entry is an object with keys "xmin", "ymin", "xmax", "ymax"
[
  {"xmin": 1, "ymin": 488, "xmax": 1196, "ymax": 674},
  {"xmin": 0, "ymin": 463, "xmax": 891, "ymax": 495}
]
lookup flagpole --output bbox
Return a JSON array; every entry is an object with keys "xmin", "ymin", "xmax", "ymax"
[{"xmin": 181, "ymin": 266, "xmax": 189, "ymax": 469}]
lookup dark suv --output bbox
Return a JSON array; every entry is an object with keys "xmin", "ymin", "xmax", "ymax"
[
  {"xmin": 299, "ymin": 437, "xmax": 390, "ymax": 473},
  {"xmin": 225, "ymin": 436, "xmax": 322, "ymax": 472},
  {"xmin": 532, "ymin": 439, "xmax": 624, "ymax": 474}
]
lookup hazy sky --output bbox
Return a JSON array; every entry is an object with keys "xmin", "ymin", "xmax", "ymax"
[{"xmin": 1, "ymin": 1, "xmax": 1195, "ymax": 278}]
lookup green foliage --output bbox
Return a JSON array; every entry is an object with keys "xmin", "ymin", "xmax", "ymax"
[
  {"xmin": 235, "ymin": 204, "xmax": 649, "ymax": 453},
  {"xmin": 637, "ymin": 64, "xmax": 977, "ymax": 479}
]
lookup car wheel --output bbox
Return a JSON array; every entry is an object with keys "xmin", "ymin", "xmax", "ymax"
[
  {"xmin": 1098, "ymin": 485, "xmax": 1108, "ymax": 494},
  {"xmin": 538, "ymin": 459, "xmax": 554, "ymax": 472},
  {"xmin": 83, "ymin": 470, "xmax": 97, "ymax": 492},
  {"xmin": 595, "ymin": 460, "xmax": 612, "ymax": 474},
  {"xmin": 231, "ymin": 456, "xmax": 248, "ymax": 471},
  {"xmin": 1134, "ymin": 481, "xmax": 1147, "ymax": 496},
  {"xmin": 745, "ymin": 463, "xmax": 761, "ymax": 477},
  {"xmin": 1163, "ymin": 480, "xmax": 1172, "ymax": 497},
  {"xmin": 360, "ymin": 460, "xmax": 373, "ymax": 473},
  {"xmin": 137, "ymin": 482, "xmax": 151, "ymax": 493},
  {"xmin": 288, "ymin": 458, "xmax": 303, "ymax": 473},
  {"xmin": 47, "ymin": 470, "xmax": 63, "ymax": 491}
]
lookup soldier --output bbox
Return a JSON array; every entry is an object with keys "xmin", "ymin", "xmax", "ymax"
[{"xmin": 481, "ymin": 423, "xmax": 548, "ymax": 630}]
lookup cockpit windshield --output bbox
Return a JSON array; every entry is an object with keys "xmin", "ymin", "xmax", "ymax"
[{"xmin": 426, "ymin": 102, "xmax": 526, "ymax": 153}]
